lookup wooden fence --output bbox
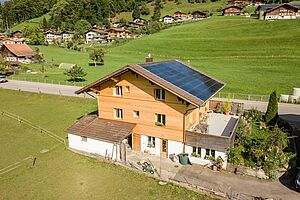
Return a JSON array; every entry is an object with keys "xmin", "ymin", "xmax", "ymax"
[{"xmin": 0, "ymin": 110, "xmax": 66, "ymax": 145}]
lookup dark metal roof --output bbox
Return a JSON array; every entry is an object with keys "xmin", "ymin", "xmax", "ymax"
[
  {"xmin": 66, "ymin": 115, "xmax": 136, "ymax": 143},
  {"xmin": 75, "ymin": 60, "xmax": 225, "ymax": 106},
  {"xmin": 258, "ymin": 3, "xmax": 300, "ymax": 11}
]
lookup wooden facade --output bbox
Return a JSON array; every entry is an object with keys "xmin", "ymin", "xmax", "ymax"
[
  {"xmin": 173, "ymin": 11, "xmax": 188, "ymax": 18},
  {"xmin": 192, "ymin": 11, "xmax": 208, "ymax": 19},
  {"xmin": 264, "ymin": 4, "xmax": 300, "ymax": 20},
  {"xmin": 222, "ymin": 6, "xmax": 243, "ymax": 16},
  {"xmin": 89, "ymin": 70, "xmax": 209, "ymax": 150}
]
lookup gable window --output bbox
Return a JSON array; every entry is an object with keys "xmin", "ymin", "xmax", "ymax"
[
  {"xmin": 191, "ymin": 146, "xmax": 201, "ymax": 158},
  {"xmin": 155, "ymin": 89, "xmax": 165, "ymax": 100},
  {"xmin": 114, "ymin": 108, "xmax": 123, "ymax": 119},
  {"xmin": 155, "ymin": 114, "xmax": 166, "ymax": 126},
  {"xmin": 114, "ymin": 86, "xmax": 122, "ymax": 96},
  {"xmin": 133, "ymin": 110, "xmax": 140, "ymax": 118},
  {"xmin": 147, "ymin": 136, "xmax": 155, "ymax": 148},
  {"xmin": 81, "ymin": 136, "xmax": 87, "ymax": 142},
  {"xmin": 205, "ymin": 149, "xmax": 215, "ymax": 160},
  {"xmin": 125, "ymin": 86, "xmax": 130, "ymax": 93}
]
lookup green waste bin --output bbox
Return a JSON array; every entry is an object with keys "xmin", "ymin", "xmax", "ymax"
[{"xmin": 179, "ymin": 153, "xmax": 189, "ymax": 165}]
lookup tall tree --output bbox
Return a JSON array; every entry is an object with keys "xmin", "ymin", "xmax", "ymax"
[
  {"xmin": 89, "ymin": 48, "xmax": 105, "ymax": 67},
  {"xmin": 152, "ymin": 5, "xmax": 161, "ymax": 21},
  {"xmin": 74, "ymin": 19, "xmax": 92, "ymax": 35},
  {"xmin": 132, "ymin": 4, "xmax": 141, "ymax": 19},
  {"xmin": 265, "ymin": 91, "xmax": 279, "ymax": 126}
]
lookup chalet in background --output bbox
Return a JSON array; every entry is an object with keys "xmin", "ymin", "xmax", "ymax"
[
  {"xmin": 257, "ymin": 3, "xmax": 300, "ymax": 20},
  {"xmin": 85, "ymin": 28, "xmax": 108, "ymax": 44},
  {"xmin": 192, "ymin": 11, "xmax": 208, "ymax": 19},
  {"xmin": 173, "ymin": 11, "xmax": 189, "ymax": 19},
  {"xmin": 0, "ymin": 43, "xmax": 34, "ymax": 64},
  {"xmin": 10, "ymin": 30, "xmax": 23, "ymax": 38},
  {"xmin": 44, "ymin": 30, "xmax": 74, "ymax": 44},
  {"xmin": 222, "ymin": 6, "xmax": 243, "ymax": 16},
  {"xmin": 68, "ymin": 58, "xmax": 240, "ymax": 169},
  {"xmin": 162, "ymin": 15, "xmax": 175, "ymax": 24}
]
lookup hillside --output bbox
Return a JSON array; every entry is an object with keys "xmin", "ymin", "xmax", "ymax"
[{"xmin": 13, "ymin": 17, "xmax": 300, "ymax": 95}]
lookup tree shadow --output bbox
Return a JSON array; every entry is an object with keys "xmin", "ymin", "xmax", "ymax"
[
  {"xmin": 66, "ymin": 78, "xmax": 86, "ymax": 82},
  {"xmin": 279, "ymin": 167, "xmax": 298, "ymax": 192}
]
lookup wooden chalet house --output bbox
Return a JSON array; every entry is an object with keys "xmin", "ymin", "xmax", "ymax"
[
  {"xmin": 67, "ymin": 58, "xmax": 239, "ymax": 168},
  {"xmin": 173, "ymin": 11, "xmax": 189, "ymax": 19},
  {"xmin": 107, "ymin": 28, "xmax": 130, "ymax": 41},
  {"xmin": 192, "ymin": 11, "xmax": 208, "ymax": 19},
  {"xmin": 10, "ymin": 30, "xmax": 23, "ymax": 38},
  {"xmin": 0, "ymin": 44, "xmax": 34, "ymax": 64},
  {"xmin": 258, "ymin": 3, "xmax": 300, "ymax": 20},
  {"xmin": 222, "ymin": 6, "xmax": 244, "ymax": 16},
  {"xmin": 162, "ymin": 15, "xmax": 175, "ymax": 24},
  {"xmin": 228, "ymin": 0, "xmax": 251, "ymax": 6}
]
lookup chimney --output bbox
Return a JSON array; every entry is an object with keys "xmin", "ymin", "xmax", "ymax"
[{"xmin": 145, "ymin": 53, "xmax": 153, "ymax": 63}]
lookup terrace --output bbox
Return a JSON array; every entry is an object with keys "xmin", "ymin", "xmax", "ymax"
[{"xmin": 186, "ymin": 113, "xmax": 240, "ymax": 153}]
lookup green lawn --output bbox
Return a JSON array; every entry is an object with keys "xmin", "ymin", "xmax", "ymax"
[
  {"xmin": 0, "ymin": 116, "xmax": 57, "ymax": 169},
  {"xmin": 0, "ymin": 89, "xmax": 216, "ymax": 200},
  {"xmin": 12, "ymin": 17, "xmax": 300, "ymax": 95}
]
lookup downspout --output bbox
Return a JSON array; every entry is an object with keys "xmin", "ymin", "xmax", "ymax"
[{"xmin": 182, "ymin": 105, "xmax": 199, "ymax": 153}]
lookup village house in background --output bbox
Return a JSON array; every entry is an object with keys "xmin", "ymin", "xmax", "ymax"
[
  {"xmin": 0, "ymin": 43, "xmax": 34, "ymax": 64},
  {"xmin": 257, "ymin": 3, "xmax": 300, "ymax": 20},
  {"xmin": 44, "ymin": 30, "xmax": 74, "ymax": 44},
  {"xmin": 222, "ymin": 6, "xmax": 244, "ymax": 16},
  {"xmin": 192, "ymin": 11, "xmax": 208, "ymax": 19},
  {"xmin": 10, "ymin": 30, "xmax": 23, "ymax": 38},
  {"xmin": 162, "ymin": 15, "xmax": 175, "ymax": 24},
  {"xmin": 85, "ymin": 28, "xmax": 108, "ymax": 44},
  {"xmin": 67, "ymin": 58, "xmax": 240, "ymax": 169}
]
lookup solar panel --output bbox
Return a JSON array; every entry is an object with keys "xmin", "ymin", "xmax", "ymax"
[{"xmin": 140, "ymin": 61, "xmax": 224, "ymax": 102}]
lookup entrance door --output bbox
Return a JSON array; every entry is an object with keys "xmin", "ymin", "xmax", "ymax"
[{"xmin": 160, "ymin": 139, "xmax": 168, "ymax": 158}]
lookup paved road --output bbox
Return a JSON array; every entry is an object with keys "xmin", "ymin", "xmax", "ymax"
[{"xmin": 1, "ymin": 80, "xmax": 299, "ymax": 116}]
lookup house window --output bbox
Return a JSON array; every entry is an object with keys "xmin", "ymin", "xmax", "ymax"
[
  {"xmin": 81, "ymin": 136, "xmax": 87, "ymax": 142},
  {"xmin": 155, "ymin": 114, "xmax": 166, "ymax": 126},
  {"xmin": 125, "ymin": 86, "xmax": 130, "ymax": 93},
  {"xmin": 205, "ymin": 149, "xmax": 215, "ymax": 160},
  {"xmin": 191, "ymin": 146, "xmax": 201, "ymax": 158},
  {"xmin": 133, "ymin": 110, "xmax": 139, "ymax": 118},
  {"xmin": 114, "ymin": 108, "xmax": 123, "ymax": 119},
  {"xmin": 147, "ymin": 136, "xmax": 155, "ymax": 148},
  {"xmin": 155, "ymin": 89, "xmax": 165, "ymax": 100},
  {"xmin": 114, "ymin": 86, "xmax": 122, "ymax": 96}
]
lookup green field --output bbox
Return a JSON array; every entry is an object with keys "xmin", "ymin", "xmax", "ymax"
[
  {"xmin": 0, "ymin": 89, "xmax": 216, "ymax": 200},
  {"xmin": 13, "ymin": 17, "xmax": 300, "ymax": 95}
]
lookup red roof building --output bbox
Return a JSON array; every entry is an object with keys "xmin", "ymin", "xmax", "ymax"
[{"xmin": 0, "ymin": 44, "xmax": 34, "ymax": 64}]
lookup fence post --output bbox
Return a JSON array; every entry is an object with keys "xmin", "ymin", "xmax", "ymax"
[
  {"xmin": 248, "ymin": 95, "xmax": 250, "ymax": 100},
  {"xmin": 232, "ymin": 93, "xmax": 235, "ymax": 99},
  {"xmin": 218, "ymin": 92, "xmax": 221, "ymax": 98}
]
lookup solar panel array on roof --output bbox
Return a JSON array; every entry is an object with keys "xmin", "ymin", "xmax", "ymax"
[{"xmin": 140, "ymin": 61, "xmax": 224, "ymax": 102}]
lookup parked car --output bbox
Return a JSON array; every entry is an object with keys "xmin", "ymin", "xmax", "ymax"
[
  {"xmin": 295, "ymin": 169, "xmax": 300, "ymax": 191},
  {"xmin": 0, "ymin": 75, "xmax": 7, "ymax": 83}
]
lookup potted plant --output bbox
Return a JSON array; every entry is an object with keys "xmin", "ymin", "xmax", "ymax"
[
  {"xmin": 216, "ymin": 156, "xmax": 224, "ymax": 170},
  {"xmin": 223, "ymin": 98, "xmax": 231, "ymax": 115},
  {"xmin": 191, "ymin": 152, "xmax": 200, "ymax": 158}
]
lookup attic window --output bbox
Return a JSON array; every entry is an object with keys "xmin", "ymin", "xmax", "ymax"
[
  {"xmin": 125, "ymin": 86, "xmax": 130, "ymax": 93},
  {"xmin": 114, "ymin": 86, "xmax": 122, "ymax": 96},
  {"xmin": 155, "ymin": 89, "xmax": 165, "ymax": 100}
]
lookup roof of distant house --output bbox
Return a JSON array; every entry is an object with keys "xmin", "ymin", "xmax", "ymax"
[
  {"xmin": 75, "ymin": 60, "xmax": 225, "ymax": 106},
  {"xmin": 222, "ymin": 5, "xmax": 243, "ymax": 11},
  {"xmin": 1, "ymin": 44, "xmax": 34, "ymax": 57},
  {"xmin": 258, "ymin": 3, "xmax": 300, "ymax": 11}
]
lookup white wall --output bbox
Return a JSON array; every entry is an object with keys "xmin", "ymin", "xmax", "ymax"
[
  {"xmin": 140, "ymin": 135, "xmax": 160, "ymax": 156},
  {"xmin": 185, "ymin": 145, "xmax": 228, "ymax": 169},
  {"xmin": 168, "ymin": 140, "xmax": 184, "ymax": 156},
  {"xmin": 68, "ymin": 134, "xmax": 120, "ymax": 161}
]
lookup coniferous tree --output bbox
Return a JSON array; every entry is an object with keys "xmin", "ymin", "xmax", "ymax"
[
  {"xmin": 152, "ymin": 5, "xmax": 161, "ymax": 21},
  {"xmin": 132, "ymin": 4, "xmax": 141, "ymax": 19},
  {"xmin": 265, "ymin": 91, "xmax": 279, "ymax": 126}
]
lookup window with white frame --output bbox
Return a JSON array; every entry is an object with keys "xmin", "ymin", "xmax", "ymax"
[
  {"xmin": 155, "ymin": 114, "xmax": 166, "ymax": 126},
  {"xmin": 155, "ymin": 89, "xmax": 165, "ymax": 100},
  {"xmin": 133, "ymin": 110, "xmax": 139, "ymax": 118},
  {"xmin": 191, "ymin": 146, "xmax": 201, "ymax": 158},
  {"xmin": 114, "ymin": 108, "xmax": 123, "ymax": 119},
  {"xmin": 114, "ymin": 86, "xmax": 122, "ymax": 96},
  {"xmin": 147, "ymin": 136, "xmax": 155, "ymax": 148},
  {"xmin": 81, "ymin": 136, "xmax": 87, "ymax": 142},
  {"xmin": 205, "ymin": 149, "xmax": 215, "ymax": 160}
]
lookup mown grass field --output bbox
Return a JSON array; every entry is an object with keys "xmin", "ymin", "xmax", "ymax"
[
  {"xmin": 14, "ymin": 16, "xmax": 300, "ymax": 95},
  {"xmin": 0, "ymin": 89, "xmax": 216, "ymax": 200}
]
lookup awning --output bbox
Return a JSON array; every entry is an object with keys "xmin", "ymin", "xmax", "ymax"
[{"xmin": 66, "ymin": 115, "xmax": 136, "ymax": 143}]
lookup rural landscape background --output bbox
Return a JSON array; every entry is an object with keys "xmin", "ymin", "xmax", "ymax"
[{"xmin": 0, "ymin": 0, "xmax": 300, "ymax": 199}]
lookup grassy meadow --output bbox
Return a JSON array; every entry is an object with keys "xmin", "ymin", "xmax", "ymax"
[
  {"xmin": 13, "ymin": 17, "xmax": 300, "ymax": 95},
  {"xmin": 0, "ymin": 89, "xmax": 216, "ymax": 200}
]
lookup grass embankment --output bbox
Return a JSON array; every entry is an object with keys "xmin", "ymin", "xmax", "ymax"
[
  {"xmin": 14, "ymin": 17, "xmax": 300, "ymax": 95},
  {"xmin": 0, "ymin": 89, "xmax": 216, "ymax": 200}
]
